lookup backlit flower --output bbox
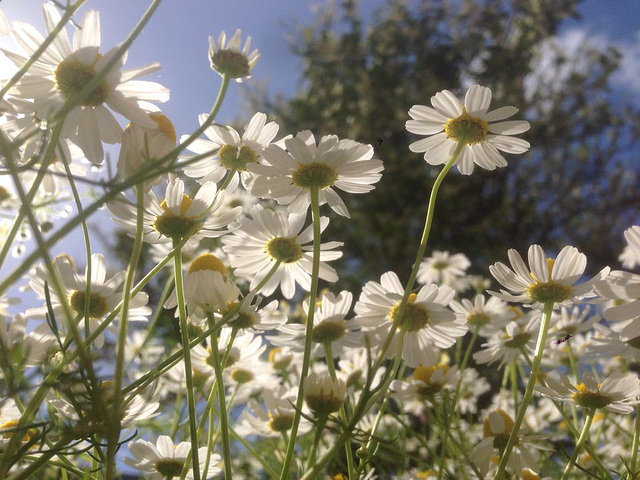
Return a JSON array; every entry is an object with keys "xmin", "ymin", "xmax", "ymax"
[{"xmin": 406, "ymin": 85, "xmax": 530, "ymax": 174}]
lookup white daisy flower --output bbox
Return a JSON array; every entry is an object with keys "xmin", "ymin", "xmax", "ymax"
[
  {"xmin": 457, "ymin": 368, "xmax": 491, "ymax": 415},
  {"xmin": 108, "ymin": 177, "xmax": 241, "ymax": 246},
  {"xmin": 181, "ymin": 112, "xmax": 286, "ymax": 192},
  {"xmin": 596, "ymin": 270, "xmax": 640, "ymax": 323},
  {"xmin": 536, "ymin": 371, "xmax": 640, "ymax": 413},
  {"xmin": 416, "ymin": 250, "xmax": 471, "ymax": 290},
  {"xmin": 547, "ymin": 305, "xmax": 600, "ymax": 337},
  {"xmin": 116, "ymin": 112, "xmax": 176, "ymax": 189},
  {"xmin": 450, "ymin": 293, "xmax": 514, "ymax": 337},
  {"xmin": 473, "ymin": 313, "xmax": 538, "ymax": 367},
  {"xmin": 164, "ymin": 252, "xmax": 240, "ymax": 319},
  {"xmin": 125, "ymin": 435, "xmax": 221, "ymax": 479},
  {"xmin": 353, "ymin": 271, "xmax": 467, "ymax": 368},
  {"xmin": 247, "ymin": 130, "xmax": 383, "ymax": 218},
  {"xmin": 26, "ymin": 254, "xmax": 150, "ymax": 348},
  {"xmin": 390, "ymin": 363, "xmax": 458, "ymax": 402},
  {"xmin": 209, "ymin": 29, "xmax": 260, "ymax": 82},
  {"xmin": 267, "ymin": 290, "xmax": 362, "ymax": 357},
  {"xmin": 235, "ymin": 386, "xmax": 312, "ymax": 438},
  {"xmin": 224, "ymin": 357, "xmax": 280, "ymax": 406},
  {"xmin": 588, "ymin": 323, "xmax": 640, "ymax": 362},
  {"xmin": 489, "ymin": 245, "xmax": 609, "ymax": 307},
  {"xmin": 221, "ymin": 205, "xmax": 343, "ymax": 299},
  {"xmin": 406, "ymin": 84, "xmax": 530, "ymax": 175},
  {"xmin": 6, "ymin": 5, "xmax": 169, "ymax": 164},
  {"xmin": 621, "ymin": 225, "xmax": 640, "ymax": 268},
  {"xmin": 0, "ymin": 313, "xmax": 56, "ymax": 368},
  {"xmin": 469, "ymin": 409, "xmax": 541, "ymax": 478}
]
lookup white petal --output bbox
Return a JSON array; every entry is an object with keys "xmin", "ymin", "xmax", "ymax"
[
  {"xmin": 431, "ymin": 90, "xmax": 462, "ymax": 118},
  {"xmin": 488, "ymin": 120, "xmax": 530, "ymax": 135},
  {"xmin": 464, "ymin": 85, "xmax": 492, "ymax": 116}
]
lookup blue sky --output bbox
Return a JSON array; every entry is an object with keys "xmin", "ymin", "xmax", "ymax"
[{"xmin": 2, "ymin": 0, "xmax": 639, "ymax": 130}]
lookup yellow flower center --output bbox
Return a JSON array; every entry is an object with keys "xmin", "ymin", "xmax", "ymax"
[
  {"xmin": 468, "ymin": 312, "xmax": 491, "ymax": 327},
  {"xmin": 526, "ymin": 257, "xmax": 572, "ymax": 303},
  {"xmin": 268, "ymin": 412, "xmax": 294, "ymax": 432},
  {"xmin": 155, "ymin": 459, "xmax": 185, "ymax": 477},
  {"xmin": 153, "ymin": 194, "xmax": 199, "ymax": 240},
  {"xmin": 312, "ymin": 320, "xmax": 346, "ymax": 343},
  {"xmin": 211, "ymin": 49, "xmax": 251, "ymax": 78},
  {"xmin": 417, "ymin": 471, "xmax": 437, "ymax": 479},
  {"xmin": 503, "ymin": 332, "xmax": 532, "ymax": 349},
  {"xmin": 0, "ymin": 420, "xmax": 35, "ymax": 442},
  {"xmin": 219, "ymin": 144, "xmax": 258, "ymax": 171},
  {"xmin": 444, "ymin": 107, "xmax": 488, "ymax": 144},
  {"xmin": 291, "ymin": 162, "xmax": 339, "ymax": 189},
  {"xmin": 522, "ymin": 468, "xmax": 541, "ymax": 480},
  {"xmin": 265, "ymin": 236, "xmax": 303, "ymax": 263},
  {"xmin": 572, "ymin": 382, "xmax": 611, "ymax": 409},
  {"xmin": 412, "ymin": 364, "xmax": 449, "ymax": 396},
  {"xmin": 69, "ymin": 291, "xmax": 108, "ymax": 318},
  {"xmin": 188, "ymin": 253, "xmax": 227, "ymax": 276},
  {"xmin": 0, "ymin": 186, "xmax": 10, "ymax": 203},
  {"xmin": 225, "ymin": 303, "xmax": 256, "ymax": 329},
  {"xmin": 268, "ymin": 347, "xmax": 292, "ymax": 370},
  {"xmin": 389, "ymin": 293, "xmax": 430, "ymax": 332},
  {"xmin": 483, "ymin": 409, "xmax": 515, "ymax": 450},
  {"xmin": 54, "ymin": 54, "xmax": 109, "ymax": 106},
  {"xmin": 149, "ymin": 113, "xmax": 177, "ymax": 143},
  {"xmin": 231, "ymin": 368, "xmax": 254, "ymax": 384}
]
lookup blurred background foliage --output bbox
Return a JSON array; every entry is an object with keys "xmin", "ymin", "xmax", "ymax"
[{"xmin": 245, "ymin": 0, "xmax": 640, "ymax": 293}]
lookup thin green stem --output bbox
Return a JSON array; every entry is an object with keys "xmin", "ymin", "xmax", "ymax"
[
  {"xmin": 207, "ymin": 313, "xmax": 233, "ymax": 480},
  {"xmin": 107, "ymin": 185, "xmax": 145, "ymax": 478},
  {"xmin": 562, "ymin": 410, "xmax": 594, "ymax": 479},
  {"xmin": 324, "ymin": 342, "xmax": 355, "ymax": 478},
  {"xmin": 630, "ymin": 409, "xmax": 640, "ymax": 478},
  {"xmin": 279, "ymin": 187, "xmax": 322, "ymax": 480},
  {"xmin": 452, "ymin": 326, "xmax": 479, "ymax": 408},
  {"xmin": 305, "ymin": 416, "xmax": 327, "ymax": 472},
  {"xmin": 174, "ymin": 243, "xmax": 200, "ymax": 480},
  {"xmin": 494, "ymin": 301, "xmax": 553, "ymax": 480}
]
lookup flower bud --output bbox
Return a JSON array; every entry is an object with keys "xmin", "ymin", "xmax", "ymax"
[{"xmin": 304, "ymin": 373, "xmax": 346, "ymax": 417}]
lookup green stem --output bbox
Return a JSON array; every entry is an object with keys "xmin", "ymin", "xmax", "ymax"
[
  {"xmin": 510, "ymin": 361, "xmax": 519, "ymax": 416},
  {"xmin": 174, "ymin": 243, "xmax": 200, "ymax": 480},
  {"xmin": 279, "ymin": 187, "xmax": 322, "ymax": 480},
  {"xmin": 207, "ymin": 313, "xmax": 233, "ymax": 480},
  {"xmin": 107, "ymin": 184, "xmax": 145, "ymax": 478},
  {"xmin": 452, "ymin": 326, "xmax": 479, "ymax": 408},
  {"xmin": 324, "ymin": 342, "xmax": 355, "ymax": 478},
  {"xmin": 494, "ymin": 301, "xmax": 553, "ymax": 480},
  {"xmin": 630, "ymin": 409, "xmax": 640, "ymax": 478},
  {"xmin": 305, "ymin": 416, "xmax": 327, "ymax": 472},
  {"xmin": 561, "ymin": 410, "xmax": 594, "ymax": 479}
]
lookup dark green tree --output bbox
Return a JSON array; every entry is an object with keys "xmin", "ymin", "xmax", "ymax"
[{"xmin": 250, "ymin": 0, "xmax": 640, "ymax": 292}]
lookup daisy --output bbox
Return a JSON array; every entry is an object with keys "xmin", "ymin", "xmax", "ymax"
[
  {"xmin": 246, "ymin": 130, "xmax": 383, "ymax": 218},
  {"xmin": 547, "ymin": 305, "xmax": 600, "ymax": 337},
  {"xmin": 116, "ymin": 112, "xmax": 176, "ymax": 189},
  {"xmin": 26, "ymin": 253, "xmax": 150, "ymax": 348},
  {"xmin": 235, "ymin": 386, "xmax": 312, "ymax": 438},
  {"xmin": 416, "ymin": 250, "xmax": 471, "ymax": 290},
  {"xmin": 450, "ymin": 293, "xmax": 514, "ymax": 337},
  {"xmin": 536, "ymin": 371, "xmax": 640, "ymax": 413},
  {"xmin": 489, "ymin": 244, "xmax": 609, "ymax": 307},
  {"xmin": 6, "ymin": 5, "xmax": 169, "ymax": 164},
  {"xmin": 266, "ymin": 290, "xmax": 362, "ymax": 357},
  {"xmin": 588, "ymin": 323, "xmax": 640, "ymax": 362},
  {"xmin": 304, "ymin": 371, "xmax": 346, "ymax": 417},
  {"xmin": 390, "ymin": 362, "xmax": 458, "ymax": 402},
  {"xmin": 163, "ymin": 252, "xmax": 240, "ymax": 319},
  {"xmin": 596, "ymin": 270, "xmax": 640, "ymax": 323},
  {"xmin": 353, "ymin": 271, "xmax": 467, "ymax": 368},
  {"xmin": 0, "ymin": 313, "xmax": 56, "ymax": 368},
  {"xmin": 125, "ymin": 435, "xmax": 221, "ymax": 479},
  {"xmin": 473, "ymin": 313, "xmax": 538, "ymax": 367},
  {"xmin": 221, "ymin": 205, "xmax": 343, "ymax": 299},
  {"xmin": 621, "ymin": 225, "xmax": 640, "ymax": 268},
  {"xmin": 209, "ymin": 29, "xmax": 260, "ymax": 81},
  {"xmin": 406, "ymin": 84, "xmax": 530, "ymax": 175},
  {"xmin": 108, "ymin": 177, "xmax": 241, "ymax": 246},
  {"xmin": 181, "ymin": 112, "xmax": 286, "ymax": 192},
  {"xmin": 469, "ymin": 409, "xmax": 541, "ymax": 477}
]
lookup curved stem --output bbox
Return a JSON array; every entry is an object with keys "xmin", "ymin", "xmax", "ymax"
[
  {"xmin": 562, "ymin": 410, "xmax": 594, "ymax": 479},
  {"xmin": 494, "ymin": 301, "xmax": 553, "ymax": 480},
  {"xmin": 279, "ymin": 187, "xmax": 321, "ymax": 480},
  {"xmin": 305, "ymin": 416, "xmax": 327, "ymax": 472},
  {"xmin": 174, "ymin": 243, "xmax": 200, "ymax": 480}
]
